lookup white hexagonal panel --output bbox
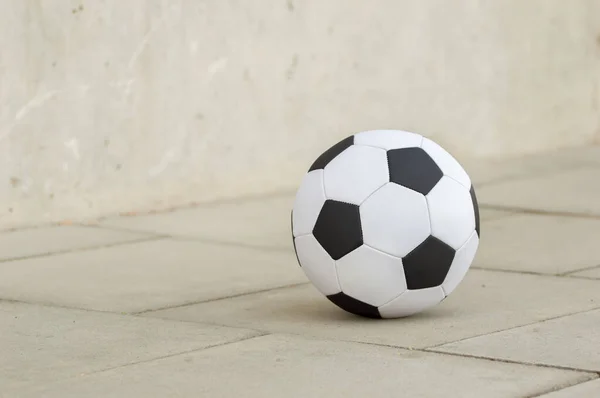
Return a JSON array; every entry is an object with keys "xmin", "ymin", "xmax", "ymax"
[
  {"xmin": 421, "ymin": 138, "xmax": 471, "ymax": 189},
  {"xmin": 292, "ymin": 170, "xmax": 326, "ymax": 237},
  {"xmin": 323, "ymin": 145, "xmax": 389, "ymax": 205},
  {"xmin": 427, "ymin": 176, "xmax": 476, "ymax": 250},
  {"xmin": 360, "ymin": 183, "xmax": 431, "ymax": 258},
  {"xmin": 336, "ymin": 245, "xmax": 407, "ymax": 307},
  {"xmin": 354, "ymin": 129, "xmax": 423, "ymax": 150},
  {"xmin": 294, "ymin": 235, "xmax": 341, "ymax": 296},
  {"xmin": 442, "ymin": 231, "xmax": 479, "ymax": 296},
  {"xmin": 378, "ymin": 286, "xmax": 445, "ymax": 318}
]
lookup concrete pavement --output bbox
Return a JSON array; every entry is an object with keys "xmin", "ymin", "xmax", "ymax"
[{"xmin": 2, "ymin": 145, "xmax": 600, "ymax": 397}]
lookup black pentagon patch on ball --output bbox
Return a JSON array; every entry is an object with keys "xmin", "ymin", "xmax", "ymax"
[
  {"xmin": 308, "ymin": 135, "xmax": 354, "ymax": 172},
  {"xmin": 387, "ymin": 147, "xmax": 443, "ymax": 195},
  {"xmin": 403, "ymin": 236, "xmax": 456, "ymax": 290},
  {"xmin": 470, "ymin": 185, "xmax": 481, "ymax": 237},
  {"xmin": 327, "ymin": 292, "xmax": 381, "ymax": 318},
  {"xmin": 313, "ymin": 200, "xmax": 362, "ymax": 260}
]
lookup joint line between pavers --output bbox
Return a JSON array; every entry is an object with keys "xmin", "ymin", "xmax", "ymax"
[
  {"xmin": 134, "ymin": 282, "xmax": 310, "ymax": 315},
  {"xmin": 470, "ymin": 266, "xmax": 600, "ymax": 281},
  {"xmin": 68, "ymin": 332, "xmax": 271, "ymax": 379},
  {"xmin": 0, "ymin": 236, "xmax": 168, "ymax": 265},
  {"xmin": 474, "ymin": 163, "xmax": 594, "ymax": 189},
  {"xmin": 559, "ymin": 263, "xmax": 600, "ymax": 277},
  {"xmin": 423, "ymin": 348, "xmax": 600, "ymax": 376},
  {"xmin": 470, "ymin": 266, "xmax": 551, "ymax": 277},
  {"xmin": 93, "ymin": 189, "xmax": 296, "ymax": 222},
  {"xmin": 327, "ymin": 336, "xmax": 600, "ymax": 375},
  {"xmin": 478, "ymin": 204, "xmax": 600, "ymax": 220},
  {"xmin": 523, "ymin": 375, "xmax": 600, "ymax": 398},
  {"xmin": 425, "ymin": 306, "xmax": 600, "ymax": 350},
  {"xmin": 0, "ymin": 297, "xmax": 138, "ymax": 316},
  {"xmin": 82, "ymin": 224, "xmax": 293, "ymax": 254},
  {"xmin": 165, "ymin": 236, "xmax": 291, "ymax": 253}
]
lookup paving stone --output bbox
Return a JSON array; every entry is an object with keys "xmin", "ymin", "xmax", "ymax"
[
  {"xmin": 0, "ymin": 301, "xmax": 259, "ymax": 392},
  {"xmin": 569, "ymin": 266, "xmax": 600, "ymax": 279},
  {"xmin": 16, "ymin": 334, "xmax": 593, "ymax": 398},
  {"xmin": 477, "ymin": 167, "xmax": 600, "ymax": 216},
  {"xmin": 474, "ymin": 214, "xmax": 600, "ymax": 274},
  {"xmin": 144, "ymin": 269, "xmax": 600, "ymax": 348},
  {"xmin": 0, "ymin": 238, "xmax": 305, "ymax": 313},
  {"xmin": 0, "ymin": 225, "xmax": 153, "ymax": 262},
  {"xmin": 435, "ymin": 309, "xmax": 600, "ymax": 372},
  {"xmin": 537, "ymin": 379, "xmax": 600, "ymax": 397},
  {"xmin": 100, "ymin": 195, "xmax": 294, "ymax": 250}
]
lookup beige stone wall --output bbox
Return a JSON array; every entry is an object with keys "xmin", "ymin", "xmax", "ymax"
[{"xmin": 1, "ymin": 0, "xmax": 599, "ymax": 227}]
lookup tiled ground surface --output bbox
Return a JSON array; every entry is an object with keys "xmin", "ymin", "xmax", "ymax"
[{"xmin": 2, "ymin": 145, "xmax": 600, "ymax": 397}]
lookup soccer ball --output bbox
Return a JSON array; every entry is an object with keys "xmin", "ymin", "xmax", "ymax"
[{"xmin": 291, "ymin": 130, "xmax": 480, "ymax": 318}]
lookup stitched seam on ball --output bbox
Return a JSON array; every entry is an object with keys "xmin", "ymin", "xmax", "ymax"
[
  {"xmin": 444, "ymin": 174, "xmax": 472, "ymax": 191},
  {"xmin": 457, "ymin": 230, "xmax": 478, "ymax": 254},
  {"xmin": 362, "ymin": 245, "xmax": 408, "ymax": 305},
  {"xmin": 320, "ymin": 169, "xmax": 328, "ymax": 200},
  {"xmin": 358, "ymin": 181, "xmax": 388, "ymax": 207},
  {"xmin": 378, "ymin": 288, "xmax": 408, "ymax": 309},
  {"xmin": 293, "ymin": 232, "xmax": 313, "ymax": 239},
  {"xmin": 333, "ymin": 260, "xmax": 343, "ymax": 293},
  {"xmin": 321, "ymin": 169, "xmax": 329, "ymax": 200},
  {"xmin": 425, "ymin": 194, "xmax": 433, "ymax": 237},
  {"xmin": 354, "ymin": 143, "xmax": 391, "ymax": 151}
]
